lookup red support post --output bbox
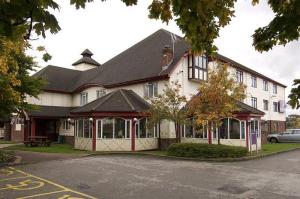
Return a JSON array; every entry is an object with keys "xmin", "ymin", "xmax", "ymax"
[
  {"xmin": 246, "ymin": 120, "xmax": 249, "ymax": 150},
  {"xmin": 208, "ymin": 128, "xmax": 212, "ymax": 144},
  {"xmin": 131, "ymin": 119, "xmax": 136, "ymax": 151},
  {"xmin": 31, "ymin": 119, "xmax": 36, "ymax": 137},
  {"xmin": 92, "ymin": 118, "xmax": 96, "ymax": 151}
]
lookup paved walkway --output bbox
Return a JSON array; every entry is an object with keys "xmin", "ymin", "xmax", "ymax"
[{"xmin": 2, "ymin": 149, "xmax": 298, "ymax": 199}]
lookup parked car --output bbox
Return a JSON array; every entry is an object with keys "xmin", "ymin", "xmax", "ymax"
[{"xmin": 267, "ymin": 129, "xmax": 300, "ymax": 143}]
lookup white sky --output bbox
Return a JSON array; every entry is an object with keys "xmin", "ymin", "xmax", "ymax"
[{"xmin": 29, "ymin": 0, "xmax": 300, "ymax": 116}]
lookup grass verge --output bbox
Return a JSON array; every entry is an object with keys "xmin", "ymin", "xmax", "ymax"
[
  {"xmin": 3, "ymin": 144, "xmax": 89, "ymax": 154},
  {"xmin": 260, "ymin": 143, "xmax": 300, "ymax": 155},
  {"xmin": 0, "ymin": 140, "xmax": 16, "ymax": 144}
]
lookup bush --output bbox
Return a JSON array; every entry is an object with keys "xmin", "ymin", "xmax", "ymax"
[
  {"xmin": 0, "ymin": 150, "xmax": 15, "ymax": 164},
  {"xmin": 167, "ymin": 143, "xmax": 248, "ymax": 158}
]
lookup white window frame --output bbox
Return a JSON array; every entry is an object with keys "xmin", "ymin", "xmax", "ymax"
[
  {"xmin": 96, "ymin": 118, "xmax": 131, "ymax": 139},
  {"xmin": 144, "ymin": 82, "xmax": 158, "ymax": 98},
  {"xmin": 96, "ymin": 89, "xmax": 106, "ymax": 98},
  {"xmin": 80, "ymin": 92, "xmax": 88, "ymax": 105},
  {"xmin": 236, "ymin": 70, "xmax": 243, "ymax": 83},
  {"xmin": 263, "ymin": 99, "xmax": 269, "ymax": 111},
  {"xmin": 263, "ymin": 80, "xmax": 268, "ymax": 91},
  {"xmin": 251, "ymin": 76, "xmax": 257, "ymax": 88},
  {"xmin": 273, "ymin": 84, "xmax": 277, "ymax": 94},
  {"xmin": 62, "ymin": 120, "xmax": 71, "ymax": 130}
]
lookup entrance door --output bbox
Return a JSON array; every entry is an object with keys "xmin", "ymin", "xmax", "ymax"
[{"xmin": 36, "ymin": 119, "xmax": 58, "ymax": 141}]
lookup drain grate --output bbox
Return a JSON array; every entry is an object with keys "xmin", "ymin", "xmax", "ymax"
[{"xmin": 218, "ymin": 184, "xmax": 250, "ymax": 194}]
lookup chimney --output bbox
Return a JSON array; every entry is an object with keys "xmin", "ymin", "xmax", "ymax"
[{"xmin": 161, "ymin": 45, "xmax": 173, "ymax": 70}]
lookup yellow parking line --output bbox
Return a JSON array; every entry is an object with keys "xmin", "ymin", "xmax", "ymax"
[
  {"xmin": 9, "ymin": 167, "xmax": 97, "ymax": 199},
  {"xmin": 0, "ymin": 176, "xmax": 29, "ymax": 182},
  {"xmin": 17, "ymin": 190, "xmax": 67, "ymax": 199}
]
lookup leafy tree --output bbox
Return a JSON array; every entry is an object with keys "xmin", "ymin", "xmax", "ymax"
[
  {"xmin": 0, "ymin": 37, "xmax": 44, "ymax": 118},
  {"xmin": 187, "ymin": 63, "xmax": 246, "ymax": 144},
  {"xmin": 147, "ymin": 81, "xmax": 187, "ymax": 143},
  {"xmin": 288, "ymin": 80, "xmax": 300, "ymax": 109},
  {"xmin": 286, "ymin": 114, "xmax": 300, "ymax": 129}
]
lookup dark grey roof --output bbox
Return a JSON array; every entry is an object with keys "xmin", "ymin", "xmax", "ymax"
[
  {"xmin": 29, "ymin": 106, "xmax": 74, "ymax": 117},
  {"xmin": 33, "ymin": 65, "xmax": 82, "ymax": 92},
  {"xmin": 235, "ymin": 100, "xmax": 265, "ymax": 115},
  {"xmin": 71, "ymin": 89, "xmax": 150, "ymax": 113},
  {"xmin": 34, "ymin": 29, "xmax": 285, "ymax": 92},
  {"xmin": 215, "ymin": 54, "xmax": 286, "ymax": 88},
  {"xmin": 72, "ymin": 49, "xmax": 101, "ymax": 66}
]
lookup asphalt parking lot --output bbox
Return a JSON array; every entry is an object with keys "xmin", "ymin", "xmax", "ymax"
[{"xmin": 2, "ymin": 150, "xmax": 300, "ymax": 199}]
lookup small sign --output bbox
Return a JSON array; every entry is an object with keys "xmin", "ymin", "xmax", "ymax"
[
  {"xmin": 251, "ymin": 131, "xmax": 257, "ymax": 145},
  {"xmin": 15, "ymin": 124, "xmax": 21, "ymax": 131}
]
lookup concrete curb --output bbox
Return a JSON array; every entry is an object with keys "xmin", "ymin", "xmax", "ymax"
[{"xmin": 84, "ymin": 148, "xmax": 300, "ymax": 162}]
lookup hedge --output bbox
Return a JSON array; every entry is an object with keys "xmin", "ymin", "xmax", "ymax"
[
  {"xmin": 167, "ymin": 143, "xmax": 248, "ymax": 158},
  {"xmin": 0, "ymin": 150, "xmax": 15, "ymax": 164}
]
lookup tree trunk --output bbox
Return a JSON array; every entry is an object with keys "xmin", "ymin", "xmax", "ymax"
[
  {"xmin": 208, "ymin": 123, "xmax": 212, "ymax": 144},
  {"xmin": 217, "ymin": 130, "xmax": 221, "ymax": 145}
]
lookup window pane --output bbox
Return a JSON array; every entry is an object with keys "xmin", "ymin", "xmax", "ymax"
[
  {"xmin": 229, "ymin": 119, "xmax": 240, "ymax": 139},
  {"xmin": 149, "ymin": 84, "xmax": 154, "ymax": 97},
  {"xmin": 220, "ymin": 119, "xmax": 228, "ymax": 139},
  {"xmin": 241, "ymin": 121, "xmax": 245, "ymax": 139},
  {"xmin": 147, "ymin": 126, "xmax": 154, "ymax": 138},
  {"xmin": 78, "ymin": 119, "xmax": 83, "ymax": 138},
  {"xmin": 195, "ymin": 125, "xmax": 206, "ymax": 138},
  {"xmin": 126, "ymin": 120, "xmax": 131, "ymax": 139},
  {"xmin": 97, "ymin": 120, "xmax": 101, "ymax": 138},
  {"xmin": 84, "ymin": 119, "xmax": 90, "ymax": 138},
  {"xmin": 115, "ymin": 118, "xmax": 126, "ymax": 138},
  {"xmin": 139, "ymin": 118, "xmax": 147, "ymax": 138},
  {"xmin": 102, "ymin": 118, "xmax": 113, "ymax": 138},
  {"xmin": 185, "ymin": 124, "xmax": 193, "ymax": 138},
  {"xmin": 154, "ymin": 83, "xmax": 158, "ymax": 97}
]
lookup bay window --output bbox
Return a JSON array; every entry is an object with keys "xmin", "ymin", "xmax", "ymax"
[
  {"xmin": 102, "ymin": 118, "xmax": 114, "ymax": 139},
  {"xmin": 96, "ymin": 117, "xmax": 131, "ymax": 139},
  {"xmin": 188, "ymin": 54, "xmax": 208, "ymax": 81},
  {"xmin": 75, "ymin": 119, "xmax": 92, "ymax": 138}
]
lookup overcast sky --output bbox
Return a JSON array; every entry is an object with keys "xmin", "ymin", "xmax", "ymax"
[{"xmin": 29, "ymin": 0, "xmax": 300, "ymax": 115}]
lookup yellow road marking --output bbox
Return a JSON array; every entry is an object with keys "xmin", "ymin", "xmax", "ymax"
[
  {"xmin": 16, "ymin": 190, "xmax": 67, "ymax": 199},
  {"xmin": 0, "ymin": 176, "xmax": 29, "ymax": 182},
  {"xmin": 8, "ymin": 167, "xmax": 97, "ymax": 199}
]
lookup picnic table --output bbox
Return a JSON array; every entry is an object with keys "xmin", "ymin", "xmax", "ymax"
[{"xmin": 24, "ymin": 136, "xmax": 51, "ymax": 147}]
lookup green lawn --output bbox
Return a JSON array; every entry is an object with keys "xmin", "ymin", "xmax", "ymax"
[
  {"xmin": 3, "ymin": 143, "xmax": 90, "ymax": 154},
  {"xmin": 0, "ymin": 140, "xmax": 16, "ymax": 144},
  {"xmin": 260, "ymin": 143, "xmax": 300, "ymax": 155}
]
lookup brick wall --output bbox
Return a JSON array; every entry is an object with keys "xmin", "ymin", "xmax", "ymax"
[
  {"xmin": 11, "ymin": 124, "xmax": 24, "ymax": 142},
  {"xmin": 261, "ymin": 120, "xmax": 286, "ymax": 144}
]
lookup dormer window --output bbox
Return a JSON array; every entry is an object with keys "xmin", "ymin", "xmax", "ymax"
[
  {"xmin": 96, "ymin": 89, "xmax": 106, "ymax": 98},
  {"xmin": 188, "ymin": 55, "xmax": 208, "ymax": 81},
  {"xmin": 80, "ymin": 92, "xmax": 88, "ymax": 105}
]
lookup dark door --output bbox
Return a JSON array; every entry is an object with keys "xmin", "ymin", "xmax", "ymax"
[{"xmin": 36, "ymin": 119, "xmax": 58, "ymax": 141}]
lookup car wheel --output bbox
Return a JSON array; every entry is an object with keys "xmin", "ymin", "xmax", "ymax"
[{"xmin": 270, "ymin": 137, "xmax": 278, "ymax": 143}]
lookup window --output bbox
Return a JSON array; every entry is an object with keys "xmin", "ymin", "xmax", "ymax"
[
  {"xmin": 144, "ymin": 82, "xmax": 158, "ymax": 98},
  {"xmin": 241, "ymin": 121, "xmax": 245, "ymax": 139},
  {"xmin": 62, "ymin": 120, "xmax": 71, "ymax": 130},
  {"xmin": 229, "ymin": 119, "xmax": 240, "ymax": 139},
  {"xmin": 194, "ymin": 124, "xmax": 207, "ymax": 138},
  {"xmin": 102, "ymin": 118, "xmax": 114, "ymax": 138},
  {"xmin": 96, "ymin": 89, "xmax": 106, "ymax": 98},
  {"xmin": 273, "ymin": 102, "xmax": 278, "ymax": 112},
  {"xmin": 75, "ymin": 119, "xmax": 92, "ymax": 138},
  {"xmin": 184, "ymin": 122, "xmax": 194, "ymax": 138},
  {"xmin": 188, "ymin": 55, "xmax": 208, "ymax": 81},
  {"xmin": 263, "ymin": 80, "xmax": 268, "ymax": 91},
  {"xmin": 80, "ymin": 92, "xmax": 88, "ymax": 105},
  {"xmin": 236, "ymin": 70, "xmax": 243, "ymax": 83},
  {"xmin": 219, "ymin": 119, "xmax": 229, "ymax": 139},
  {"xmin": 273, "ymin": 84, "xmax": 277, "ymax": 94},
  {"xmin": 263, "ymin": 100, "xmax": 269, "ymax": 111},
  {"xmin": 251, "ymin": 76, "xmax": 257, "ymax": 88},
  {"xmin": 251, "ymin": 97, "xmax": 257, "ymax": 108},
  {"xmin": 138, "ymin": 118, "xmax": 147, "ymax": 138},
  {"xmin": 96, "ymin": 118, "xmax": 131, "ymax": 139}
]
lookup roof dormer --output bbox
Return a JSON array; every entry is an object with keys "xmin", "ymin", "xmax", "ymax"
[{"xmin": 72, "ymin": 49, "xmax": 101, "ymax": 71}]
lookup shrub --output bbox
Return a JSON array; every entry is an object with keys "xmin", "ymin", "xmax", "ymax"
[
  {"xmin": 0, "ymin": 150, "xmax": 15, "ymax": 164},
  {"xmin": 167, "ymin": 143, "xmax": 248, "ymax": 158}
]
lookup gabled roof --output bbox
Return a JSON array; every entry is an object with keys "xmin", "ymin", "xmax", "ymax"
[
  {"xmin": 71, "ymin": 89, "xmax": 150, "ymax": 113},
  {"xmin": 215, "ymin": 54, "xmax": 286, "ymax": 88},
  {"xmin": 34, "ymin": 28, "xmax": 286, "ymax": 93}
]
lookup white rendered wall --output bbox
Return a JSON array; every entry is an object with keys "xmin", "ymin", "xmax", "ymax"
[
  {"xmin": 74, "ymin": 63, "xmax": 97, "ymax": 71},
  {"xmin": 27, "ymin": 92, "xmax": 72, "ymax": 107},
  {"xmin": 58, "ymin": 119, "xmax": 74, "ymax": 136}
]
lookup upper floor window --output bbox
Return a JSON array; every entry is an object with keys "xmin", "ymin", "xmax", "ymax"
[
  {"xmin": 236, "ymin": 70, "xmax": 243, "ymax": 83},
  {"xmin": 80, "ymin": 92, "xmax": 88, "ymax": 105},
  {"xmin": 96, "ymin": 89, "xmax": 106, "ymax": 99},
  {"xmin": 273, "ymin": 84, "xmax": 277, "ymax": 94},
  {"xmin": 144, "ymin": 82, "xmax": 158, "ymax": 98},
  {"xmin": 62, "ymin": 120, "xmax": 71, "ymax": 130},
  {"xmin": 251, "ymin": 97, "xmax": 257, "ymax": 108},
  {"xmin": 188, "ymin": 55, "xmax": 208, "ymax": 81},
  {"xmin": 273, "ymin": 102, "xmax": 278, "ymax": 112},
  {"xmin": 263, "ymin": 80, "xmax": 268, "ymax": 91},
  {"xmin": 263, "ymin": 99, "xmax": 269, "ymax": 111},
  {"xmin": 251, "ymin": 76, "xmax": 257, "ymax": 88}
]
